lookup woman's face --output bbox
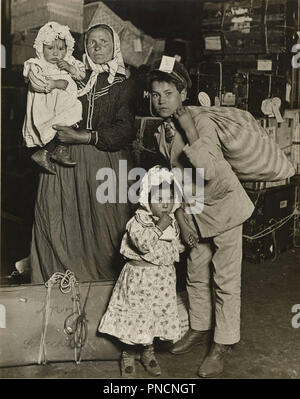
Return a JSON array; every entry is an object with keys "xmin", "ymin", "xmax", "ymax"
[{"xmin": 86, "ymin": 27, "xmax": 114, "ymax": 64}]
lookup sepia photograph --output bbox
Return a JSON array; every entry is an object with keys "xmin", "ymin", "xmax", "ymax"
[{"xmin": 0, "ymin": 0, "xmax": 300, "ymax": 385}]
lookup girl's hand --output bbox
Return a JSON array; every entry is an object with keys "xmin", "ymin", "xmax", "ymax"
[
  {"xmin": 53, "ymin": 125, "xmax": 90, "ymax": 144},
  {"xmin": 180, "ymin": 223, "xmax": 199, "ymax": 248},
  {"xmin": 173, "ymin": 106, "xmax": 195, "ymax": 133}
]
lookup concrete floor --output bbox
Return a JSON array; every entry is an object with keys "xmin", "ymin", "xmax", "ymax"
[{"xmin": 1, "ymin": 247, "xmax": 299, "ymax": 379}]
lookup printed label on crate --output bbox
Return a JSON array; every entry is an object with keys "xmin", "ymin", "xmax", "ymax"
[
  {"xmin": 280, "ymin": 200, "xmax": 288, "ymax": 208},
  {"xmin": 257, "ymin": 59, "xmax": 273, "ymax": 71},
  {"xmin": 204, "ymin": 36, "xmax": 222, "ymax": 51}
]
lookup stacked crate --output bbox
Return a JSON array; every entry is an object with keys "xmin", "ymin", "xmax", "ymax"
[
  {"xmin": 10, "ymin": 0, "xmax": 84, "ymax": 66},
  {"xmin": 222, "ymin": 0, "xmax": 265, "ymax": 55},
  {"xmin": 133, "ymin": 116, "xmax": 163, "ymax": 170},
  {"xmin": 201, "ymin": 0, "xmax": 297, "ymax": 54},
  {"xmin": 265, "ymin": 0, "xmax": 290, "ymax": 54},
  {"xmin": 243, "ymin": 183, "xmax": 297, "ymax": 262},
  {"xmin": 11, "ymin": 0, "xmax": 84, "ymax": 34}
]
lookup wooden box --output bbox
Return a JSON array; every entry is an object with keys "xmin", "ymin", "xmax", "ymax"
[
  {"xmin": 243, "ymin": 183, "xmax": 296, "ymax": 262},
  {"xmin": 11, "ymin": 0, "xmax": 84, "ymax": 34},
  {"xmin": 133, "ymin": 116, "xmax": 163, "ymax": 170}
]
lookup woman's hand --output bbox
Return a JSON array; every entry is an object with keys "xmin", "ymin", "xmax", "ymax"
[
  {"xmin": 173, "ymin": 106, "xmax": 198, "ymax": 144},
  {"xmin": 47, "ymin": 79, "xmax": 69, "ymax": 91},
  {"xmin": 53, "ymin": 125, "xmax": 90, "ymax": 144}
]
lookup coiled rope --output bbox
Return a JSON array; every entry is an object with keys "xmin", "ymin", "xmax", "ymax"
[{"xmin": 38, "ymin": 270, "xmax": 89, "ymax": 365}]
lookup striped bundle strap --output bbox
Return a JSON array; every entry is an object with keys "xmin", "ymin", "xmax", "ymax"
[{"xmin": 188, "ymin": 106, "xmax": 295, "ymax": 182}]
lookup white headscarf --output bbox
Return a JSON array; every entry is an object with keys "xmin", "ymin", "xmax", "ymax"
[
  {"xmin": 78, "ymin": 23, "xmax": 126, "ymax": 97},
  {"xmin": 138, "ymin": 165, "xmax": 182, "ymax": 214},
  {"xmin": 33, "ymin": 21, "xmax": 75, "ymax": 61},
  {"xmin": 23, "ymin": 21, "xmax": 76, "ymax": 79}
]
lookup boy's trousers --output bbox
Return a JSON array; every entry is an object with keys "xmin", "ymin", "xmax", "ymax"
[{"xmin": 186, "ymin": 224, "xmax": 243, "ymax": 345}]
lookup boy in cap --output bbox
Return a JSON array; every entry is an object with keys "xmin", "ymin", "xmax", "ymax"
[{"xmin": 148, "ymin": 57, "xmax": 254, "ymax": 378}]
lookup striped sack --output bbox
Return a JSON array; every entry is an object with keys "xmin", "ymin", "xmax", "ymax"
[{"xmin": 188, "ymin": 106, "xmax": 295, "ymax": 182}]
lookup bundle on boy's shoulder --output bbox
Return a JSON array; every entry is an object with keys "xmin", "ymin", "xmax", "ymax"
[{"xmin": 187, "ymin": 105, "xmax": 295, "ymax": 182}]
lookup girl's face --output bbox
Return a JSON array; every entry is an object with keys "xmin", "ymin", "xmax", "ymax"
[
  {"xmin": 86, "ymin": 27, "xmax": 114, "ymax": 65},
  {"xmin": 149, "ymin": 186, "xmax": 174, "ymax": 218},
  {"xmin": 43, "ymin": 39, "xmax": 67, "ymax": 64},
  {"xmin": 151, "ymin": 80, "xmax": 187, "ymax": 119}
]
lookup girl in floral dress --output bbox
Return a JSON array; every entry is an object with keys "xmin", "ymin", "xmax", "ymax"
[{"xmin": 98, "ymin": 166, "xmax": 185, "ymax": 377}]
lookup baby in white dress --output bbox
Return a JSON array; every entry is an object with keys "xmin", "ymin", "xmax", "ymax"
[{"xmin": 23, "ymin": 22, "xmax": 85, "ymax": 175}]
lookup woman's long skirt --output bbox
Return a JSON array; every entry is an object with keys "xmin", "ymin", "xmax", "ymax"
[{"xmin": 30, "ymin": 144, "xmax": 134, "ymax": 283}]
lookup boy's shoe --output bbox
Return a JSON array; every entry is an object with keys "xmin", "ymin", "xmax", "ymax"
[
  {"xmin": 50, "ymin": 145, "xmax": 77, "ymax": 167},
  {"xmin": 31, "ymin": 149, "xmax": 56, "ymax": 175},
  {"xmin": 198, "ymin": 342, "xmax": 232, "ymax": 378},
  {"xmin": 140, "ymin": 345, "xmax": 161, "ymax": 376},
  {"xmin": 120, "ymin": 351, "xmax": 136, "ymax": 378}
]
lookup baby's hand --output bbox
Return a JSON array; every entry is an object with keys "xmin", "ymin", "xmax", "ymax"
[
  {"xmin": 57, "ymin": 60, "xmax": 72, "ymax": 73},
  {"xmin": 45, "ymin": 78, "xmax": 56, "ymax": 93}
]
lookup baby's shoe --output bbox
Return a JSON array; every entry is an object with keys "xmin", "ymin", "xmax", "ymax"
[
  {"xmin": 50, "ymin": 145, "xmax": 76, "ymax": 167},
  {"xmin": 120, "ymin": 350, "xmax": 136, "ymax": 378},
  {"xmin": 140, "ymin": 345, "xmax": 161, "ymax": 376},
  {"xmin": 31, "ymin": 149, "xmax": 56, "ymax": 175}
]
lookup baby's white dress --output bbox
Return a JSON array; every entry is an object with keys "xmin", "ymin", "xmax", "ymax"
[{"xmin": 23, "ymin": 56, "xmax": 84, "ymax": 147}]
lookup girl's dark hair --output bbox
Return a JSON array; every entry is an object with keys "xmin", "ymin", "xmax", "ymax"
[{"xmin": 147, "ymin": 70, "xmax": 186, "ymax": 93}]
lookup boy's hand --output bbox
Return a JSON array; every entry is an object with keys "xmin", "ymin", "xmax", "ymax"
[
  {"xmin": 157, "ymin": 214, "xmax": 173, "ymax": 231},
  {"xmin": 174, "ymin": 106, "xmax": 198, "ymax": 144},
  {"xmin": 57, "ymin": 60, "xmax": 72, "ymax": 73},
  {"xmin": 174, "ymin": 106, "xmax": 195, "ymax": 132}
]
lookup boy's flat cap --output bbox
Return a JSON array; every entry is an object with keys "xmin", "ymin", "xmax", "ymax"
[{"xmin": 150, "ymin": 57, "xmax": 192, "ymax": 89}]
